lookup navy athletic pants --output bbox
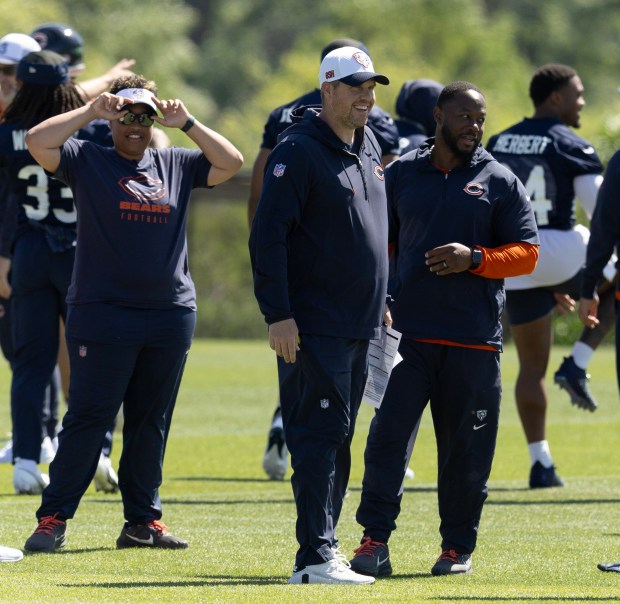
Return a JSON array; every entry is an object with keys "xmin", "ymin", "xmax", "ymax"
[
  {"xmin": 356, "ymin": 339, "xmax": 501, "ymax": 554},
  {"xmin": 10, "ymin": 230, "xmax": 68, "ymax": 461},
  {"xmin": 37, "ymin": 303, "xmax": 195, "ymax": 524},
  {"xmin": 278, "ymin": 334, "xmax": 369, "ymax": 569}
]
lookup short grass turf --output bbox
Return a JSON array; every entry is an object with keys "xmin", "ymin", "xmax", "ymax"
[{"xmin": 1, "ymin": 340, "xmax": 620, "ymax": 603}]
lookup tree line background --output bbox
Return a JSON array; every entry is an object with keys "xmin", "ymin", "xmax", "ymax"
[{"xmin": 4, "ymin": 0, "xmax": 620, "ymax": 339}]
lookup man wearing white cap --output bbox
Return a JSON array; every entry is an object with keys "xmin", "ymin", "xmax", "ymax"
[{"xmin": 250, "ymin": 46, "xmax": 390, "ymax": 585}]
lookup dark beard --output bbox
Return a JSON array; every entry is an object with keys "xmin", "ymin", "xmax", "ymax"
[{"xmin": 441, "ymin": 123, "xmax": 477, "ymax": 162}]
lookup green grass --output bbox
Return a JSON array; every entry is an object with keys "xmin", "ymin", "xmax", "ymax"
[{"xmin": 1, "ymin": 340, "xmax": 620, "ymax": 602}]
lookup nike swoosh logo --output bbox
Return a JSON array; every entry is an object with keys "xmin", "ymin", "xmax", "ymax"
[
  {"xmin": 126, "ymin": 533, "xmax": 154, "ymax": 545},
  {"xmin": 377, "ymin": 556, "xmax": 389, "ymax": 566},
  {"xmin": 473, "ymin": 423, "xmax": 487, "ymax": 430}
]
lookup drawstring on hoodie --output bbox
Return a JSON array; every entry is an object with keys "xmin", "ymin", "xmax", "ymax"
[{"xmin": 340, "ymin": 152, "xmax": 369, "ymax": 201}]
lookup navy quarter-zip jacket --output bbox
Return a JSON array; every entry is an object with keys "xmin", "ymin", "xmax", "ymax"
[
  {"xmin": 387, "ymin": 140, "xmax": 538, "ymax": 349},
  {"xmin": 250, "ymin": 107, "xmax": 388, "ymax": 340}
]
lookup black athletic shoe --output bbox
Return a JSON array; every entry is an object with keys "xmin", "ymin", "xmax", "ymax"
[
  {"xmin": 116, "ymin": 520, "xmax": 188, "ymax": 549},
  {"xmin": 262, "ymin": 426, "xmax": 288, "ymax": 480},
  {"xmin": 431, "ymin": 549, "xmax": 472, "ymax": 575},
  {"xmin": 554, "ymin": 356, "xmax": 598, "ymax": 412},
  {"xmin": 349, "ymin": 536, "xmax": 392, "ymax": 577},
  {"xmin": 24, "ymin": 513, "xmax": 67, "ymax": 553},
  {"xmin": 529, "ymin": 461, "xmax": 565, "ymax": 488},
  {"xmin": 598, "ymin": 562, "xmax": 620, "ymax": 572}
]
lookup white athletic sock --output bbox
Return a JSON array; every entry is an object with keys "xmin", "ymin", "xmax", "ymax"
[
  {"xmin": 271, "ymin": 414, "xmax": 283, "ymax": 430},
  {"xmin": 528, "ymin": 441, "xmax": 554, "ymax": 468},
  {"xmin": 571, "ymin": 342, "xmax": 594, "ymax": 370},
  {"xmin": 14, "ymin": 458, "xmax": 38, "ymax": 472}
]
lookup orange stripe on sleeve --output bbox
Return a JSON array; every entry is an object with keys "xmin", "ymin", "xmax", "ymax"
[{"xmin": 470, "ymin": 242, "xmax": 539, "ymax": 279}]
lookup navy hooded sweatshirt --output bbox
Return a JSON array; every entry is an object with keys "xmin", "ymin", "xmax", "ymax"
[{"xmin": 250, "ymin": 107, "xmax": 388, "ymax": 340}]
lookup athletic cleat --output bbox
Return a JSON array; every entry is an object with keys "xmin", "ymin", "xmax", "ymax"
[
  {"xmin": 529, "ymin": 461, "xmax": 565, "ymax": 488},
  {"xmin": 554, "ymin": 356, "xmax": 598, "ymax": 412},
  {"xmin": 24, "ymin": 513, "xmax": 66, "ymax": 553},
  {"xmin": 262, "ymin": 426, "xmax": 288, "ymax": 480},
  {"xmin": 116, "ymin": 520, "xmax": 188, "ymax": 549},
  {"xmin": 0, "ymin": 545, "xmax": 23, "ymax": 562},
  {"xmin": 598, "ymin": 562, "xmax": 620, "ymax": 572},
  {"xmin": 13, "ymin": 459, "xmax": 50, "ymax": 494},
  {"xmin": 94, "ymin": 454, "xmax": 119, "ymax": 493},
  {"xmin": 349, "ymin": 536, "xmax": 392, "ymax": 577},
  {"xmin": 288, "ymin": 557, "xmax": 376, "ymax": 585},
  {"xmin": 431, "ymin": 549, "xmax": 472, "ymax": 575}
]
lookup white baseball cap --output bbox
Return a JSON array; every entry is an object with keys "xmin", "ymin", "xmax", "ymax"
[
  {"xmin": 0, "ymin": 33, "xmax": 41, "ymax": 65},
  {"xmin": 116, "ymin": 88, "xmax": 159, "ymax": 114},
  {"xmin": 319, "ymin": 46, "xmax": 389, "ymax": 87}
]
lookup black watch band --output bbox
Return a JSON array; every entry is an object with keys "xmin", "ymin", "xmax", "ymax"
[
  {"xmin": 181, "ymin": 116, "xmax": 195, "ymax": 132},
  {"xmin": 470, "ymin": 247, "xmax": 483, "ymax": 270}
]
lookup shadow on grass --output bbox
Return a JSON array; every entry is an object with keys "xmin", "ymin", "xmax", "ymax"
[
  {"xmin": 486, "ymin": 498, "xmax": 620, "ymax": 506},
  {"xmin": 59, "ymin": 575, "xmax": 287, "ymax": 588},
  {"xmin": 90, "ymin": 498, "xmax": 295, "ymax": 506},
  {"xmin": 172, "ymin": 476, "xmax": 279, "ymax": 483},
  {"xmin": 25, "ymin": 546, "xmax": 114, "ymax": 556}
]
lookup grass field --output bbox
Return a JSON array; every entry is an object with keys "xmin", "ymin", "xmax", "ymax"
[{"xmin": 1, "ymin": 340, "xmax": 620, "ymax": 603}]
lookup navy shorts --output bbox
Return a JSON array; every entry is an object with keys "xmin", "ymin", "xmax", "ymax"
[{"xmin": 505, "ymin": 270, "xmax": 582, "ymax": 325}]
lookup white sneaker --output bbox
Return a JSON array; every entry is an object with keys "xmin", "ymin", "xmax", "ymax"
[
  {"xmin": 288, "ymin": 558, "xmax": 376, "ymax": 585},
  {"xmin": 0, "ymin": 546, "xmax": 23, "ymax": 562},
  {"xmin": 13, "ymin": 459, "xmax": 50, "ymax": 495},
  {"xmin": 94, "ymin": 455, "xmax": 119, "ymax": 493},
  {"xmin": 40, "ymin": 436, "xmax": 57, "ymax": 464},
  {"xmin": 0, "ymin": 440, "xmax": 13, "ymax": 463},
  {"xmin": 262, "ymin": 426, "xmax": 288, "ymax": 480},
  {"xmin": 405, "ymin": 466, "xmax": 415, "ymax": 480}
]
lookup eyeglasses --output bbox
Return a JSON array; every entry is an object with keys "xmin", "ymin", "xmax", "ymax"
[
  {"xmin": 0, "ymin": 64, "xmax": 16, "ymax": 76},
  {"xmin": 119, "ymin": 112, "xmax": 155, "ymax": 127}
]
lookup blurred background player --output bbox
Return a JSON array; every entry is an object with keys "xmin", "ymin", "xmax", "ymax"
[
  {"xmin": 0, "ymin": 49, "xmax": 118, "ymax": 494},
  {"xmin": 247, "ymin": 37, "xmax": 400, "ymax": 481},
  {"xmin": 394, "ymin": 78, "xmax": 443, "ymax": 155},
  {"xmin": 0, "ymin": 31, "xmax": 59, "ymax": 467},
  {"xmin": 486, "ymin": 63, "xmax": 617, "ymax": 488}
]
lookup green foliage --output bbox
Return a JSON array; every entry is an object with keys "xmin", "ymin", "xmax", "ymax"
[
  {"xmin": 1, "ymin": 342, "xmax": 620, "ymax": 601},
  {"xmin": 187, "ymin": 192, "xmax": 264, "ymax": 338}
]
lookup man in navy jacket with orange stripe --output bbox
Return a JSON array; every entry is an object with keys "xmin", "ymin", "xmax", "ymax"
[{"xmin": 349, "ymin": 81, "xmax": 539, "ymax": 578}]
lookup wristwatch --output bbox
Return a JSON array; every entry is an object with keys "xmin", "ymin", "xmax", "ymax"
[{"xmin": 470, "ymin": 247, "xmax": 483, "ymax": 270}]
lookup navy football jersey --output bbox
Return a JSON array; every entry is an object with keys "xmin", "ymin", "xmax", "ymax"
[
  {"xmin": 0, "ymin": 118, "xmax": 112, "ymax": 250},
  {"xmin": 261, "ymin": 88, "xmax": 400, "ymax": 158},
  {"xmin": 486, "ymin": 117, "xmax": 603, "ymax": 230}
]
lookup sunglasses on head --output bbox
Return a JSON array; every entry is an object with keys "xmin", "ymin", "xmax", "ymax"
[
  {"xmin": 0, "ymin": 64, "xmax": 16, "ymax": 76},
  {"xmin": 119, "ymin": 111, "xmax": 155, "ymax": 127}
]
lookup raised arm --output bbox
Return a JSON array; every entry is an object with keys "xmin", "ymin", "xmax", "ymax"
[
  {"xmin": 25, "ymin": 104, "xmax": 95, "ymax": 173},
  {"xmin": 26, "ymin": 92, "xmax": 130, "ymax": 172},
  {"xmin": 152, "ymin": 97, "xmax": 243, "ymax": 186}
]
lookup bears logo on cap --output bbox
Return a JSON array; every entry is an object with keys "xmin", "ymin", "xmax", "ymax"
[{"xmin": 352, "ymin": 51, "xmax": 371, "ymax": 68}]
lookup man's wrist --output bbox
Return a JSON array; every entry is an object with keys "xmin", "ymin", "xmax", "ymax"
[{"xmin": 470, "ymin": 246, "xmax": 483, "ymax": 270}]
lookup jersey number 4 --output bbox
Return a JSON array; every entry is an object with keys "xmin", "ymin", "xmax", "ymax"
[{"xmin": 521, "ymin": 165, "xmax": 552, "ymax": 227}]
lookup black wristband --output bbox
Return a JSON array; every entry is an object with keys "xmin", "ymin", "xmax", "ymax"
[{"xmin": 181, "ymin": 116, "xmax": 195, "ymax": 132}]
